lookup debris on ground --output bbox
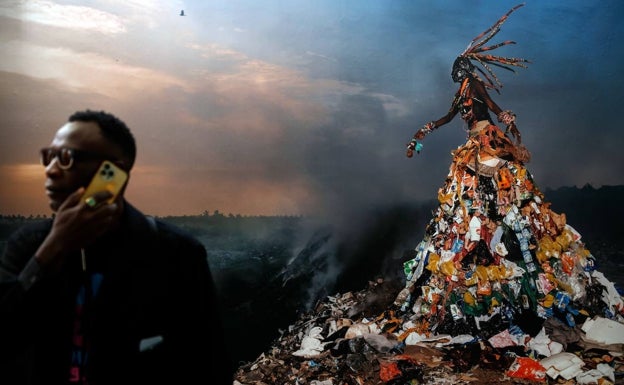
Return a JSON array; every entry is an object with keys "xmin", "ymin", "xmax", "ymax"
[
  {"xmin": 233, "ymin": 279, "xmax": 624, "ymax": 384},
  {"xmin": 232, "ymin": 128, "xmax": 624, "ymax": 384},
  {"xmin": 232, "ymin": 122, "xmax": 624, "ymax": 384}
]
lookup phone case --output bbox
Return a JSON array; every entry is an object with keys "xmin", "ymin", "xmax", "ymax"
[{"xmin": 82, "ymin": 160, "xmax": 128, "ymax": 204}]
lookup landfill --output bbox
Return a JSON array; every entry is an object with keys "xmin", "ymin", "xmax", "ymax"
[
  {"xmin": 232, "ymin": 91, "xmax": 624, "ymax": 385},
  {"xmin": 233, "ymin": 4, "xmax": 624, "ymax": 383},
  {"xmin": 233, "ymin": 275, "xmax": 623, "ymax": 384},
  {"xmin": 232, "ymin": 116, "xmax": 624, "ymax": 384}
]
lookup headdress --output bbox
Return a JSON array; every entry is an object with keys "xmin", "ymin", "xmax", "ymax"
[{"xmin": 459, "ymin": 3, "xmax": 530, "ymax": 93}]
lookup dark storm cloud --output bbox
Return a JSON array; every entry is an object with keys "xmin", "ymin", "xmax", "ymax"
[
  {"xmin": 291, "ymin": 1, "xmax": 624, "ymax": 212},
  {"xmin": 1, "ymin": 0, "xmax": 623, "ymax": 217}
]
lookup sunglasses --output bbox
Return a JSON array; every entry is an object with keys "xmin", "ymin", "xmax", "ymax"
[{"xmin": 40, "ymin": 147, "xmax": 111, "ymax": 170}]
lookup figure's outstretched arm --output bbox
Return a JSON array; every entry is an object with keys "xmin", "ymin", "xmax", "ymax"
[{"xmin": 406, "ymin": 102, "xmax": 459, "ymax": 157}]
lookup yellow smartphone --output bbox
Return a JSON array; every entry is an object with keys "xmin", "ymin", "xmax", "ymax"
[{"xmin": 82, "ymin": 160, "xmax": 128, "ymax": 204}]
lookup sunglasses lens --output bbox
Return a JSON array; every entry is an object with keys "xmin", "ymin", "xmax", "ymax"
[
  {"xmin": 58, "ymin": 148, "xmax": 73, "ymax": 167},
  {"xmin": 40, "ymin": 148, "xmax": 74, "ymax": 169},
  {"xmin": 40, "ymin": 148, "xmax": 52, "ymax": 166}
]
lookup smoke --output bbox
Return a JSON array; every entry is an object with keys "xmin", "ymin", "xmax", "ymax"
[{"xmin": 281, "ymin": 199, "xmax": 436, "ymax": 311}]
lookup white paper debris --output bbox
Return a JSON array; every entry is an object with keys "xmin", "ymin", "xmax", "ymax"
[
  {"xmin": 581, "ymin": 316, "xmax": 624, "ymax": 345},
  {"xmin": 540, "ymin": 352, "xmax": 584, "ymax": 380}
]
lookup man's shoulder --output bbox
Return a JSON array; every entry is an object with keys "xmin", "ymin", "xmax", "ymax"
[
  {"xmin": 8, "ymin": 219, "xmax": 52, "ymax": 243},
  {"xmin": 149, "ymin": 217, "xmax": 204, "ymax": 251},
  {"xmin": 123, "ymin": 204, "xmax": 203, "ymax": 251},
  {"xmin": 2, "ymin": 219, "xmax": 52, "ymax": 263}
]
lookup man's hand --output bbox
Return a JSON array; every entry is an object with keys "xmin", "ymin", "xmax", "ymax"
[{"xmin": 35, "ymin": 188, "xmax": 119, "ymax": 270}]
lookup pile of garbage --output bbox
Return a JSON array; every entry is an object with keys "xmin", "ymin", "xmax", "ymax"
[
  {"xmin": 234, "ymin": 102, "xmax": 624, "ymax": 383},
  {"xmin": 233, "ymin": 277, "xmax": 623, "ymax": 384},
  {"xmin": 233, "ymin": 150, "xmax": 624, "ymax": 384}
]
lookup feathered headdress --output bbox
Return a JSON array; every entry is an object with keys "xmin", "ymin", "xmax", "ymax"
[{"xmin": 460, "ymin": 3, "xmax": 530, "ymax": 92}]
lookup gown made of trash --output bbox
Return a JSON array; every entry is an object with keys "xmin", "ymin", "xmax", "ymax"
[{"xmin": 394, "ymin": 102, "xmax": 622, "ymax": 338}]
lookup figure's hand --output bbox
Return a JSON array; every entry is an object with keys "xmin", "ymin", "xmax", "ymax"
[
  {"xmin": 406, "ymin": 142, "xmax": 415, "ymax": 158},
  {"xmin": 406, "ymin": 139, "xmax": 423, "ymax": 158},
  {"xmin": 35, "ymin": 188, "xmax": 119, "ymax": 270},
  {"xmin": 497, "ymin": 110, "xmax": 521, "ymax": 144},
  {"xmin": 499, "ymin": 113, "xmax": 515, "ymax": 126},
  {"xmin": 506, "ymin": 122, "xmax": 522, "ymax": 144},
  {"xmin": 407, "ymin": 122, "xmax": 434, "ymax": 157}
]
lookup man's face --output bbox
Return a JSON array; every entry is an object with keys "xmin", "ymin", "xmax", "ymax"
[{"xmin": 43, "ymin": 121, "xmax": 124, "ymax": 211}]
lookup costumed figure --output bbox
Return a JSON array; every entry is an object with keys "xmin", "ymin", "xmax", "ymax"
[{"xmin": 395, "ymin": 3, "xmax": 623, "ymax": 342}]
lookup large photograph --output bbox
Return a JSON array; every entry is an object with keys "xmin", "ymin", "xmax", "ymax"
[{"xmin": 1, "ymin": 1, "xmax": 623, "ymax": 384}]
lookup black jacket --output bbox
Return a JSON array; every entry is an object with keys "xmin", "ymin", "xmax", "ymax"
[{"xmin": 0, "ymin": 203, "xmax": 233, "ymax": 385}]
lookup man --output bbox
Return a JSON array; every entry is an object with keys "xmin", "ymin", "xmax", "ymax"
[{"xmin": 0, "ymin": 110, "xmax": 233, "ymax": 384}]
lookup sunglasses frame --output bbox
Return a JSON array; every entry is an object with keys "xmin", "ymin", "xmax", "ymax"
[{"xmin": 40, "ymin": 147, "xmax": 112, "ymax": 170}]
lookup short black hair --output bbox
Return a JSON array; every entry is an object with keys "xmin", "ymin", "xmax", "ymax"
[{"xmin": 68, "ymin": 110, "xmax": 137, "ymax": 169}]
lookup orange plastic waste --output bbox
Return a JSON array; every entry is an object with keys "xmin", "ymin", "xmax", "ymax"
[
  {"xmin": 463, "ymin": 291, "xmax": 476, "ymax": 306},
  {"xmin": 475, "ymin": 265, "xmax": 488, "ymax": 282},
  {"xmin": 487, "ymin": 265, "xmax": 506, "ymax": 281},
  {"xmin": 540, "ymin": 294, "xmax": 555, "ymax": 308},
  {"xmin": 506, "ymin": 357, "xmax": 547, "ymax": 382},
  {"xmin": 561, "ymin": 252, "xmax": 575, "ymax": 275},
  {"xmin": 477, "ymin": 280, "xmax": 492, "ymax": 296},
  {"xmin": 426, "ymin": 253, "xmax": 441, "ymax": 274},
  {"xmin": 464, "ymin": 274, "xmax": 478, "ymax": 287},
  {"xmin": 440, "ymin": 260, "xmax": 458, "ymax": 277},
  {"xmin": 496, "ymin": 167, "xmax": 513, "ymax": 190},
  {"xmin": 536, "ymin": 235, "xmax": 562, "ymax": 264},
  {"xmin": 379, "ymin": 360, "xmax": 402, "ymax": 382}
]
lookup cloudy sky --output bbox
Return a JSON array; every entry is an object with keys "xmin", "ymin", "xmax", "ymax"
[{"xmin": 1, "ymin": 0, "xmax": 623, "ymax": 218}]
